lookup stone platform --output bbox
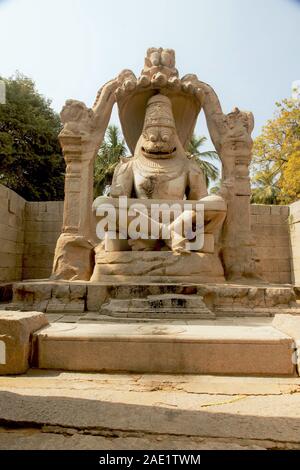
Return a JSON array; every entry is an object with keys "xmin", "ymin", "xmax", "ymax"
[
  {"xmin": 33, "ymin": 319, "xmax": 296, "ymax": 376},
  {"xmin": 6, "ymin": 279, "xmax": 299, "ymax": 320}
]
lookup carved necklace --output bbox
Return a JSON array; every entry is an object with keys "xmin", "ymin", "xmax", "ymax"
[{"xmin": 133, "ymin": 153, "xmax": 188, "ymax": 180}]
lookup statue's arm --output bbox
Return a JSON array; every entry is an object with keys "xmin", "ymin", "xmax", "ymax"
[
  {"xmin": 110, "ymin": 158, "xmax": 134, "ymax": 197},
  {"xmin": 187, "ymin": 158, "xmax": 208, "ymax": 200}
]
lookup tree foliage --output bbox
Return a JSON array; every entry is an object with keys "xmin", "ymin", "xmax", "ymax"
[
  {"xmin": 187, "ymin": 134, "xmax": 220, "ymax": 186},
  {"xmin": 94, "ymin": 124, "xmax": 127, "ymax": 197},
  {"xmin": 0, "ymin": 73, "xmax": 64, "ymax": 201},
  {"xmin": 251, "ymin": 99, "xmax": 300, "ymax": 204}
]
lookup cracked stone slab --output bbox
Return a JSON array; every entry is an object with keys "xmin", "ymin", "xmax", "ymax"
[{"xmin": 0, "ymin": 371, "xmax": 300, "ymax": 448}]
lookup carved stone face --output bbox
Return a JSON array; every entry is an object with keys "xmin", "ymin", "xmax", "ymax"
[
  {"xmin": 140, "ymin": 125, "xmax": 177, "ymax": 159},
  {"xmin": 135, "ymin": 93, "xmax": 186, "ymax": 160}
]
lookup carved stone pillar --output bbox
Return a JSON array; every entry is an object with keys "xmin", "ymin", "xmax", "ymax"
[
  {"xmin": 219, "ymin": 109, "xmax": 260, "ymax": 281},
  {"xmin": 51, "ymin": 79, "xmax": 119, "ymax": 281},
  {"xmin": 51, "ymin": 135, "xmax": 95, "ymax": 281}
]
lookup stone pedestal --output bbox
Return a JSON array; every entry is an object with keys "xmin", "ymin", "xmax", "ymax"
[{"xmin": 91, "ymin": 251, "xmax": 225, "ymax": 283}]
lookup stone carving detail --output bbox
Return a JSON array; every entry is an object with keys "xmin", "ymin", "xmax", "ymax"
[{"xmin": 60, "ymin": 100, "xmax": 95, "ymax": 137}]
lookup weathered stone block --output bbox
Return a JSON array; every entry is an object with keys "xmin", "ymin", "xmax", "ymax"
[
  {"xmin": 0, "ymin": 311, "xmax": 48, "ymax": 375},
  {"xmin": 265, "ymin": 288, "xmax": 296, "ymax": 307},
  {"xmin": 277, "ymin": 259, "xmax": 292, "ymax": 272},
  {"xmin": 280, "ymin": 206, "xmax": 290, "ymax": 217},
  {"xmin": 0, "ymin": 253, "xmax": 23, "ymax": 269},
  {"xmin": 279, "ymin": 272, "xmax": 292, "ymax": 284},
  {"xmin": 251, "ymin": 205, "xmax": 271, "ymax": 215},
  {"xmin": 0, "ymin": 198, "xmax": 8, "ymax": 213},
  {"xmin": 52, "ymin": 284, "xmax": 70, "ymax": 299},
  {"xmin": 0, "ymin": 267, "xmax": 17, "ymax": 283},
  {"xmin": 70, "ymin": 284, "xmax": 86, "ymax": 300},
  {"xmin": 3, "ymin": 226, "xmax": 24, "ymax": 244},
  {"xmin": 87, "ymin": 285, "xmax": 108, "ymax": 311},
  {"xmin": 13, "ymin": 282, "xmax": 52, "ymax": 307}
]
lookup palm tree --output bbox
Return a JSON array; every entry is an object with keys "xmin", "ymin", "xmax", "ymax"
[
  {"xmin": 187, "ymin": 135, "xmax": 220, "ymax": 186},
  {"xmin": 251, "ymin": 169, "xmax": 280, "ymax": 204},
  {"xmin": 94, "ymin": 125, "xmax": 127, "ymax": 197}
]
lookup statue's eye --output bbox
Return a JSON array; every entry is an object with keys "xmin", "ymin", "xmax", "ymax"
[{"xmin": 162, "ymin": 134, "xmax": 169, "ymax": 142}]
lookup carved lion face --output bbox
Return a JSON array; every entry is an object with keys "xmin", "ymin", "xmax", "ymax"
[{"xmin": 137, "ymin": 125, "xmax": 178, "ymax": 159}]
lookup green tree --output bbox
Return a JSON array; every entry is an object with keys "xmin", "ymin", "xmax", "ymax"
[
  {"xmin": 94, "ymin": 124, "xmax": 127, "ymax": 196},
  {"xmin": 0, "ymin": 73, "xmax": 65, "ymax": 201},
  {"xmin": 251, "ymin": 167, "xmax": 280, "ymax": 204},
  {"xmin": 251, "ymin": 98, "xmax": 300, "ymax": 204},
  {"xmin": 187, "ymin": 134, "xmax": 220, "ymax": 186}
]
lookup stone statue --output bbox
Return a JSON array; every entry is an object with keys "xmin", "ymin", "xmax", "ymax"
[
  {"xmin": 52, "ymin": 47, "xmax": 258, "ymax": 283},
  {"xmin": 94, "ymin": 92, "xmax": 225, "ymax": 255}
]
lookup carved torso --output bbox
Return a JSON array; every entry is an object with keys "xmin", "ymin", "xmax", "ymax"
[
  {"xmin": 133, "ymin": 153, "xmax": 187, "ymax": 199},
  {"xmin": 110, "ymin": 154, "xmax": 207, "ymax": 201}
]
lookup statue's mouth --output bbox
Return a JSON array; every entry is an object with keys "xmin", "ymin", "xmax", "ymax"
[{"xmin": 142, "ymin": 147, "xmax": 177, "ymax": 157}]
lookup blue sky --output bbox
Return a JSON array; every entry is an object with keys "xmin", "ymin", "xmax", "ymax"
[{"xmin": 0, "ymin": 0, "xmax": 300, "ymax": 151}]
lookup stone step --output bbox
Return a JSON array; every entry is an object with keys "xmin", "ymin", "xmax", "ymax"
[
  {"xmin": 101, "ymin": 294, "xmax": 215, "ymax": 319},
  {"xmin": 214, "ymin": 306, "xmax": 300, "ymax": 317},
  {"xmin": 34, "ymin": 319, "xmax": 296, "ymax": 376}
]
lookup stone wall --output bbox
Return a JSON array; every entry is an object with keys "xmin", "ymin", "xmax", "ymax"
[
  {"xmin": 0, "ymin": 185, "xmax": 25, "ymax": 282},
  {"xmin": 251, "ymin": 204, "xmax": 291, "ymax": 284},
  {"xmin": 0, "ymin": 184, "xmax": 63, "ymax": 282},
  {"xmin": 289, "ymin": 201, "xmax": 300, "ymax": 286},
  {"xmin": 23, "ymin": 201, "xmax": 63, "ymax": 280}
]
